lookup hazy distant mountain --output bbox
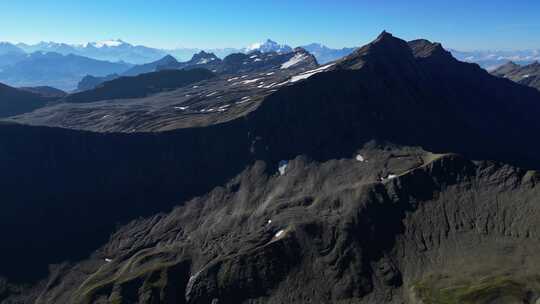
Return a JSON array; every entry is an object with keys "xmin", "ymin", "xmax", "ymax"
[
  {"xmin": 16, "ymin": 40, "xmax": 167, "ymax": 64},
  {"xmin": 166, "ymin": 40, "xmax": 350, "ymax": 66},
  {"xmin": 300, "ymin": 43, "xmax": 356, "ymax": 64},
  {"xmin": 122, "ymin": 55, "xmax": 178, "ymax": 76},
  {"xmin": 0, "ymin": 42, "xmax": 27, "ymax": 68},
  {"xmin": 0, "ymin": 52, "xmax": 131, "ymax": 91},
  {"xmin": 8, "ymin": 39, "xmax": 540, "ymax": 71},
  {"xmin": 78, "ymin": 40, "xmax": 167, "ymax": 64},
  {"xmin": 17, "ymin": 41, "xmax": 78, "ymax": 55},
  {"xmin": 246, "ymin": 39, "xmax": 293, "ymax": 53},
  {"xmin": 0, "ymin": 42, "xmax": 25, "ymax": 55},
  {"xmin": 450, "ymin": 49, "xmax": 540, "ymax": 70}
]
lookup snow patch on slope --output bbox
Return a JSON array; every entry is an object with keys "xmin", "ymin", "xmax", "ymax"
[{"xmin": 281, "ymin": 53, "xmax": 308, "ymax": 69}]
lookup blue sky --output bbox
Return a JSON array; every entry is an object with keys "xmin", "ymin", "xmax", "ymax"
[{"xmin": 1, "ymin": 0, "xmax": 539, "ymax": 50}]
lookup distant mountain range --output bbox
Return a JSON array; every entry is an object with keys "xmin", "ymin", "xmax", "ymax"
[
  {"xmin": 0, "ymin": 52, "xmax": 131, "ymax": 91},
  {"xmin": 0, "ymin": 42, "xmax": 27, "ymax": 68},
  {"xmin": 16, "ymin": 39, "xmax": 167, "ymax": 65},
  {"xmin": 450, "ymin": 49, "xmax": 540, "ymax": 70},
  {"xmin": 4, "ymin": 39, "xmax": 540, "ymax": 69},
  {"xmin": 77, "ymin": 48, "xmax": 318, "ymax": 91},
  {"xmin": 2, "ymin": 39, "xmax": 354, "ymax": 65}
]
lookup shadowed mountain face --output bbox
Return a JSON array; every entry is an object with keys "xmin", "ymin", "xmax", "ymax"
[
  {"xmin": 0, "ymin": 83, "xmax": 61, "ymax": 117},
  {"xmin": 62, "ymin": 69, "xmax": 216, "ymax": 103},
  {"xmin": 1, "ymin": 32, "xmax": 540, "ymax": 303},
  {"xmin": 491, "ymin": 61, "xmax": 540, "ymax": 91},
  {"xmin": 19, "ymin": 86, "xmax": 67, "ymax": 98}
]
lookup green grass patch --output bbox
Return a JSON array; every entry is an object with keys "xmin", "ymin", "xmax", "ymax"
[{"xmin": 414, "ymin": 275, "xmax": 540, "ymax": 304}]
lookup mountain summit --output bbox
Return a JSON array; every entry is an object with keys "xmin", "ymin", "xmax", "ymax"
[{"xmin": 247, "ymin": 39, "xmax": 293, "ymax": 53}]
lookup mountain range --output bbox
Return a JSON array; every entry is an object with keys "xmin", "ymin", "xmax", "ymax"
[
  {"xmin": 0, "ymin": 39, "xmax": 351, "ymax": 91},
  {"xmin": 16, "ymin": 39, "xmax": 167, "ymax": 65},
  {"xmin": 4, "ymin": 39, "xmax": 352, "ymax": 65},
  {"xmin": 75, "ymin": 48, "xmax": 318, "ymax": 92},
  {"xmin": 1, "ymin": 31, "xmax": 540, "ymax": 303},
  {"xmin": 451, "ymin": 49, "xmax": 540, "ymax": 70},
  {"xmin": 3, "ymin": 38, "xmax": 539, "ymax": 93}
]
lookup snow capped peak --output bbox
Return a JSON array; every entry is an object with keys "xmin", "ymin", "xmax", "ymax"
[
  {"xmin": 246, "ymin": 39, "xmax": 293, "ymax": 54},
  {"xmin": 88, "ymin": 39, "xmax": 127, "ymax": 48},
  {"xmin": 247, "ymin": 42, "xmax": 263, "ymax": 51}
]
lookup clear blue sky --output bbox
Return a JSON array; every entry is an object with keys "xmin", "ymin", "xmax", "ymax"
[{"xmin": 1, "ymin": 0, "xmax": 539, "ymax": 50}]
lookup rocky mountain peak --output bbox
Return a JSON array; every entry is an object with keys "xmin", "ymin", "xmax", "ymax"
[
  {"xmin": 187, "ymin": 51, "xmax": 221, "ymax": 66},
  {"xmin": 248, "ymin": 39, "xmax": 293, "ymax": 54},
  {"xmin": 159, "ymin": 54, "xmax": 178, "ymax": 64},
  {"xmin": 336, "ymin": 31, "xmax": 415, "ymax": 70}
]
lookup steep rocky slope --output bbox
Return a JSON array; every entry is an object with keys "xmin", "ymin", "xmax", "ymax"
[
  {"xmin": 1, "ymin": 32, "xmax": 540, "ymax": 303},
  {"xmin": 22, "ymin": 146, "xmax": 540, "ymax": 304}
]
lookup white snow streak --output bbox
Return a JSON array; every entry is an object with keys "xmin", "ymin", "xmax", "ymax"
[{"xmin": 280, "ymin": 54, "xmax": 307, "ymax": 69}]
